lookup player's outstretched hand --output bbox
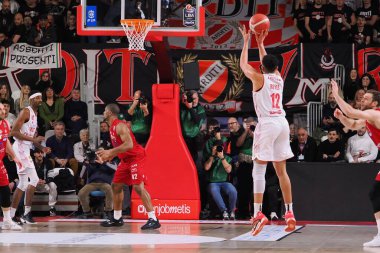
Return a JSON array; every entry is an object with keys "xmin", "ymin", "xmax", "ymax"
[
  {"xmin": 255, "ymin": 29, "xmax": 268, "ymax": 45},
  {"xmin": 334, "ymin": 108, "xmax": 343, "ymax": 119},
  {"xmin": 331, "ymin": 79, "xmax": 339, "ymax": 97},
  {"xmin": 238, "ymin": 25, "xmax": 251, "ymax": 44}
]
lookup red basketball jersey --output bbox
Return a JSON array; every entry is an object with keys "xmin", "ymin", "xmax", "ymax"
[
  {"xmin": 0, "ymin": 119, "xmax": 10, "ymax": 160},
  {"xmin": 366, "ymin": 108, "xmax": 380, "ymax": 150},
  {"xmin": 109, "ymin": 119, "xmax": 145, "ymax": 161}
]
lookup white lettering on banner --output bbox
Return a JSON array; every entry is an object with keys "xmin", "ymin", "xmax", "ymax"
[
  {"xmin": 3, "ymin": 43, "xmax": 62, "ymax": 69},
  {"xmin": 138, "ymin": 204, "xmax": 191, "ymax": 216},
  {"xmin": 286, "ymin": 78, "xmax": 330, "ymax": 107},
  {"xmin": 199, "ymin": 61, "xmax": 227, "ymax": 93},
  {"xmin": 200, "ymin": 101, "xmax": 242, "ymax": 113}
]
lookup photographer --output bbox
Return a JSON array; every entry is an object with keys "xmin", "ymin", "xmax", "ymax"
[
  {"xmin": 125, "ymin": 90, "xmax": 151, "ymax": 146},
  {"xmin": 235, "ymin": 117, "xmax": 256, "ymax": 219},
  {"xmin": 78, "ymin": 150, "xmax": 116, "ymax": 219},
  {"xmin": 180, "ymin": 90, "xmax": 206, "ymax": 163},
  {"xmin": 203, "ymin": 118, "xmax": 237, "ymax": 220},
  {"xmin": 74, "ymin": 129, "xmax": 96, "ymax": 178}
]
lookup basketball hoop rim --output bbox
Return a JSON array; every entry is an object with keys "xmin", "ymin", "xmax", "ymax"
[{"xmin": 120, "ymin": 19, "xmax": 155, "ymax": 26}]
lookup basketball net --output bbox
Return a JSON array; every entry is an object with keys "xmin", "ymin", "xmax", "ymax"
[{"xmin": 120, "ymin": 19, "xmax": 154, "ymax": 51}]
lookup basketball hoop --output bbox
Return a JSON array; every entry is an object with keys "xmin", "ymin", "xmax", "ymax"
[{"xmin": 120, "ymin": 19, "xmax": 154, "ymax": 51}]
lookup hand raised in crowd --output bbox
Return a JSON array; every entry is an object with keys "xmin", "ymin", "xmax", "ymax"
[
  {"xmin": 182, "ymin": 94, "xmax": 193, "ymax": 109},
  {"xmin": 216, "ymin": 149, "xmax": 224, "ymax": 160},
  {"xmin": 139, "ymin": 102, "xmax": 148, "ymax": 111}
]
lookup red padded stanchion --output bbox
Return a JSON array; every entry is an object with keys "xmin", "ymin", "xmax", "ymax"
[{"xmin": 131, "ymin": 84, "xmax": 200, "ymax": 219}]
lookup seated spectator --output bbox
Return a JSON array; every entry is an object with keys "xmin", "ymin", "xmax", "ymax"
[
  {"xmin": 31, "ymin": 71, "xmax": 54, "ymax": 93},
  {"xmin": 203, "ymin": 119, "xmax": 237, "ymax": 220},
  {"xmin": 289, "ymin": 123, "xmax": 297, "ymax": 143},
  {"xmin": 346, "ymin": 126, "xmax": 378, "ymax": 163},
  {"xmin": 74, "ymin": 128, "xmax": 95, "ymax": 172},
  {"xmin": 326, "ymin": 0, "xmax": 355, "ymax": 43},
  {"xmin": 39, "ymin": 87, "xmax": 64, "ymax": 132},
  {"xmin": 318, "ymin": 128, "xmax": 345, "ymax": 162},
  {"xmin": 0, "ymin": 0, "xmax": 14, "ymax": 36},
  {"xmin": 125, "ymin": 90, "xmax": 151, "ymax": 146},
  {"xmin": 321, "ymin": 92, "xmax": 340, "ymax": 130},
  {"xmin": 344, "ymin": 69, "xmax": 360, "ymax": 102},
  {"xmin": 64, "ymin": 88, "xmax": 88, "ymax": 137},
  {"xmin": 46, "ymin": 121, "xmax": 79, "ymax": 176},
  {"xmin": 0, "ymin": 84, "xmax": 14, "ymax": 113},
  {"xmin": 78, "ymin": 155, "xmax": 116, "ymax": 219},
  {"xmin": 28, "ymin": 14, "xmax": 57, "ymax": 46},
  {"xmin": 14, "ymin": 84, "xmax": 30, "ymax": 115},
  {"xmin": 10, "ymin": 12, "xmax": 27, "ymax": 43},
  {"xmin": 351, "ymin": 89, "xmax": 365, "ymax": 109},
  {"xmin": 293, "ymin": 0, "xmax": 309, "ymax": 43},
  {"xmin": 0, "ymin": 0, "xmax": 20, "ymax": 14},
  {"xmin": 99, "ymin": 120, "xmax": 112, "ymax": 150},
  {"xmin": 63, "ymin": 14, "xmax": 80, "ymax": 43},
  {"xmin": 33, "ymin": 148, "xmax": 58, "ymax": 216},
  {"xmin": 290, "ymin": 127, "xmax": 318, "ymax": 162},
  {"xmin": 358, "ymin": 73, "xmax": 378, "ymax": 91},
  {"xmin": 355, "ymin": 0, "xmax": 378, "ymax": 27},
  {"xmin": 2, "ymin": 99, "xmax": 16, "ymax": 128},
  {"xmin": 350, "ymin": 15, "xmax": 372, "ymax": 46}
]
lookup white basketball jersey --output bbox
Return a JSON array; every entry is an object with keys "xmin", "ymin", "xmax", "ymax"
[
  {"xmin": 252, "ymin": 73, "xmax": 286, "ymax": 118},
  {"xmin": 14, "ymin": 106, "xmax": 38, "ymax": 147}
]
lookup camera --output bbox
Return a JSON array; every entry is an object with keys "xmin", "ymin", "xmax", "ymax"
[
  {"xmin": 211, "ymin": 127, "xmax": 220, "ymax": 137},
  {"xmin": 138, "ymin": 96, "xmax": 147, "ymax": 105},
  {"xmin": 214, "ymin": 140, "xmax": 224, "ymax": 152},
  {"xmin": 249, "ymin": 125, "xmax": 256, "ymax": 131},
  {"xmin": 186, "ymin": 91, "xmax": 194, "ymax": 103},
  {"xmin": 85, "ymin": 149, "xmax": 97, "ymax": 163}
]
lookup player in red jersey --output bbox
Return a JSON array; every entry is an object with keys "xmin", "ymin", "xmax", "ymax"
[
  {"xmin": 97, "ymin": 103, "xmax": 160, "ymax": 229},
  {"xmin": 331, "ymin": 80, "xmax": 380, "ymax": 247},
  {"xmin": 0, "ymin": 102, "xmax": 23, "ymax": 230}
]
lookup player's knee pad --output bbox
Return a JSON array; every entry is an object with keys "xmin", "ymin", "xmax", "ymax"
[
  {"xmin": 29, "ymin": 174, "xmax": 39, "ymax": 187},
  {"xmin": 252, "ymin": 162, "xmax": 266, "ymax": 194}
]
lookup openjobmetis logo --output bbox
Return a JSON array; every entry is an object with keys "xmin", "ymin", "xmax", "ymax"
[
  {"xmin": 199, "ymin": 60, "xmax": 228, "ymax": 103},
  {"xmin": 320, "ymin": 48, "xmax": 336, "ymax": 71},
  {"xmin": 138, "ymin": 204, "xmax": 191, "ymax": 216}
]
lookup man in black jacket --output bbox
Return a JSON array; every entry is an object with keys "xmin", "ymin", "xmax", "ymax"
[
  {"xmin": 290, "ymin": 128, "xmax": 318, "ymax": 162},
  {"xmin": 64, "ymin": 88, "xmax": 88, "ymax": 137}
]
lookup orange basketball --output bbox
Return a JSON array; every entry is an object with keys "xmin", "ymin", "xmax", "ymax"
[{"xmin": 249, "ymin": 14, "xmax": 270, "ymax": 34}]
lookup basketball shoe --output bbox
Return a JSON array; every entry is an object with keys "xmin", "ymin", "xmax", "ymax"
[
  {"xmin": 363, "ymin": 235, "xmax": 380, "ymax": 247},
  {"xmin": 250, "ymin": 211, "xmax": 268, "ymax": 236},
  {"xmin": 284, "ymin": 211, "xmax": 296, "ymax": 232}
]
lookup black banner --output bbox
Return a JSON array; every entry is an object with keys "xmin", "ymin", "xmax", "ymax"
[{"xmin": 299, "ymin": 43, "xmax": 355, "ymax": 78}]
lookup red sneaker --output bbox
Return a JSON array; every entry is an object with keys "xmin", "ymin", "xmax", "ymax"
[
  {"xmin": 284, "ymin": 211, "xmax": 296, "ymax": 232},
  {"xmin": 250, "ymin": 211, "xmax": 268, "ymax": 236}
]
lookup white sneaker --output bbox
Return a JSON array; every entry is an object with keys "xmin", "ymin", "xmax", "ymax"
[
  {"xmin": 363, "ymin": 235, "xmax": 380, "ymax": 247},
  {"xmin": 2, "ymin": 220, "xmax": 22, "ymax": 230},
  {"xmin": 270, "ymin": 212, "xmax": 279, "ymax": 221}
]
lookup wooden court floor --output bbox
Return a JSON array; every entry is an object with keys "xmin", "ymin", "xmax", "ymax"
[{"xmin": 0, "ymin": 218, "xmax": 379, "ymax": 253}]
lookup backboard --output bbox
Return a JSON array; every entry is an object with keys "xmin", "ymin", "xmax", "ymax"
[{"xmin": 77, "ymin": 0, "xmax": 204, "ymax": 40}]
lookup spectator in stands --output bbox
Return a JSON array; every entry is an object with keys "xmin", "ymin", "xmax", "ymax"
[
  {"xmin": 39, "ymin": 87, "xmax": 64, "ymax": 132},
  {"xmin": 344, "ymin": 69, "xmax": 360, "ymax": 102},
  {"xmin": 33, "ymin": 148, "xmax": 58, "ymax": 216},
  {"xmin": 373, "ymin": 20, "xmax": 380, "ymax": 44},
  {"xmin": 2, "ymin": 99, "xmax": 16, "ymax": 128},
  {"xmin": 180, "ymin": 90, "xmax": 206, "ymax": 164},
  {"xmin": 31, "ymin": 71, "xmax": 54, "ymax": 93},
  {"xmin": 358, "ymin": 73, "xmax": 378, "ymax": 91},
  {"xmin": 305, "ymin": 0, "xmax": 328, "ymax": 42},
  {"xmin": 235, "ymin": 117, "xmax": 255, "ymax": 219},
  {"xmin": 203, "ymin": 118, "xmax": 237, "ymax": 220},
  {"xmin": 327, "ymin": 0, "xmax": 355, "ymax": 43},
  {"xmin": 0, "ymin": 30, "xmax": 11, "ymax": 51},
  {"xmin": 289, "ymin": 123, "xmax": 297, "ymax": 143},
  {"xmin": 63, "ymin": 14, "xmax": 80, "ymax": 43},
  {"xmin": 19, "ymin": 0, "xmax": 44, "ymax": 25},
  {"xmin": 10, "ymin": 13, "xmax": 27, "ymax": 43},
  {"xmin": 74, "ymin": 128, "xmax": 95, "ymax": 175},
  {"xmin": 0, "ymin": 0, "xmax": 19, "ymax": 14},
  {"xmin": 23, "ymin": 15, "xmax": 33, "ymax": 42},
  {"xmin": 45, "ymin": 0, "xmax": 66, "ymax": 40},
  {"xmin": 346, "ymin": 126, "xmax": 378, "ymax": 163},
  {"xmin": 99, "ymin": 120, "xmax": 112, "ymax": 150},
  {"xmin": 46, "ymin": 121, "xmax": 79, "ymax": 176},
  {"xmin": 0, "ymin": 0, "xmax": 14, "ymax": 36},
  {"xmin": 64, "ymin": 88, "xmax": 88, "ymax": 137},
  {"xmin": 356, "ymin": 0, "xmax": 378, "ymax": 27},
  {"xmin": 125, "ymin": 90, "xmax": 151, "ymax": 146},
  {"xmin": 78, "ymin": 154, "xmax": 116, "ymax": 219},
  {"xmin": 351, "ymin": 89, "xmax": 365, "ymax": 109},
  {"xmin": 293, "ymin": 0, "xmax": 310, "ymax": 42},
  {"xmin": 290, "ymin": 127, "xmax": 318, "ymax": 162},
  {"xmin": 28, "ymin": 14, "xmax": 57, "ymax": 46},
  {"xmin": 351, "ymin": 15, "xmax": 372, "ymax": 46},
  {"xmin": 0, "ymin": 84, "xmax": 14, "ymax": 114},
  {"xmin": 14, "ymin": 84, "xmax": 30, "ymax": 115},
  {"xmin": 318, "ymin": 128, "xmax": 345, "ymax": 162},
  {"xmin": 321, "ymin": 92, "xmax": 340, "ymax": 130},
  {"xmin": 228, "ymin": 117, "xmax": 243, "ymax": 166}
]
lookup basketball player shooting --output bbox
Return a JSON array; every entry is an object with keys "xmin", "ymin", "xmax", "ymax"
[
  {"xmin": 239, "ymin": 25, "xmax": 296, "ymax": 236},
  {"xmin": 331, "ymin": 80, "xmax": 380, "ymax": 247}
]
